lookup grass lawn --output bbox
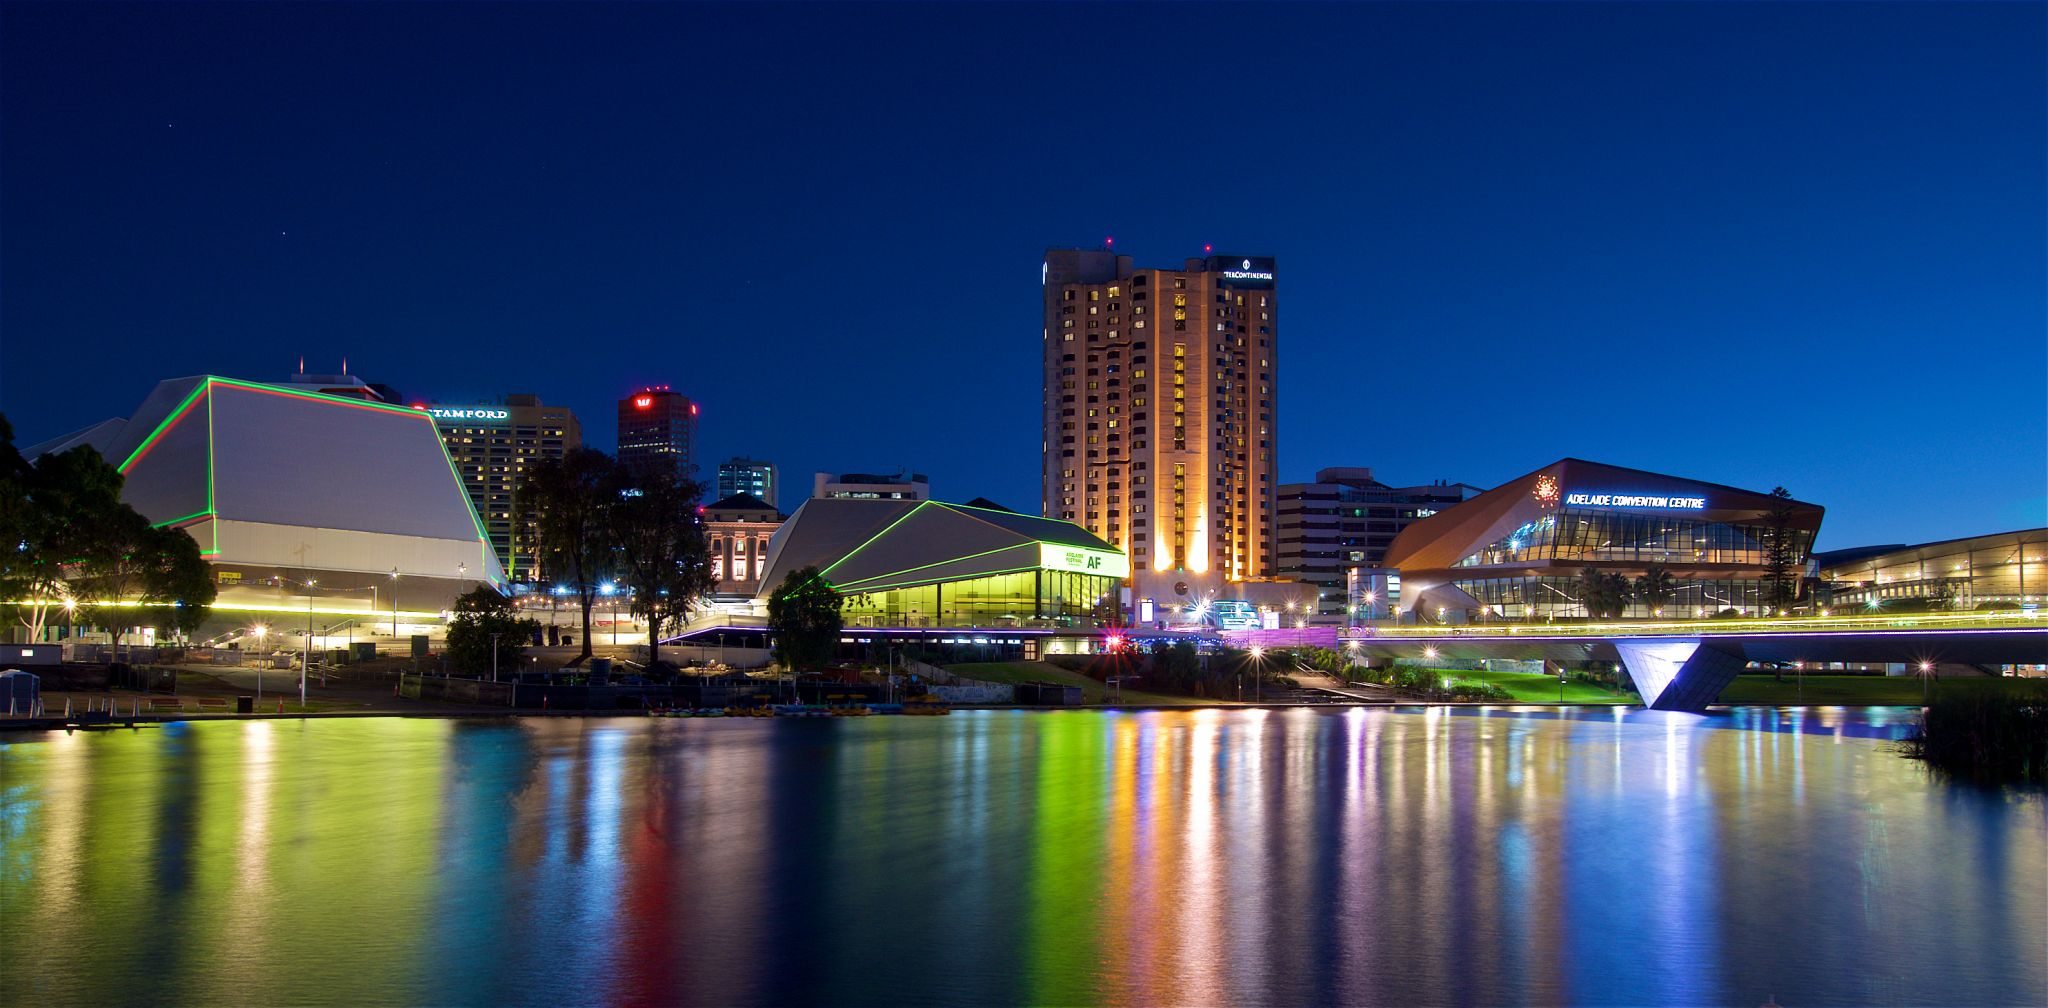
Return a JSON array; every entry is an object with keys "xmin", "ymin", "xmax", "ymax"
[
  {"xmin": 1715, "ymin": 674, "xmax": 2048, "ymax": 706},
  {"xmin": 944, "ymin": 661, "xmax": 1215, "ymax": 706},
  {"xmin": 1436, "ymin": 667, "xmax": 1637, "ymax": 704}
]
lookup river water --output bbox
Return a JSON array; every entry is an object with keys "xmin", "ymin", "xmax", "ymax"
[{"xmin": 1, "ymin": 707, "xmax": 2042, "ymax": 1007}]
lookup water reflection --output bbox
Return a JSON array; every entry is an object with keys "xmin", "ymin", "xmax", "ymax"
[{"xmin": 1, "ymin": 708, "xmax": 2041, "ymax": 1007}]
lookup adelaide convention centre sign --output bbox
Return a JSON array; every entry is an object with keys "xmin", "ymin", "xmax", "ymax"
[{"xmin": 1565, "ymin": 491, "xmax": 1707, "ymax": 510}]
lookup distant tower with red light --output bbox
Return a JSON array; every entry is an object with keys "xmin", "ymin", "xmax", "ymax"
[{"xmin": 617, "ymin": 386, "xmax": 697, "ymax": 479}]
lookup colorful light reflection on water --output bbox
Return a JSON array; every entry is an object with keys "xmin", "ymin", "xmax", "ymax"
[{"xmin": 1, "ymin": 707, "xmax": 2041, "ymax": 1007}]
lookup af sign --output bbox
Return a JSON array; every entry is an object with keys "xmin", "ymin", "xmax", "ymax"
[{"xmin": 1038, "ymin": 543, "xmax": 1131, "ymax": 579}]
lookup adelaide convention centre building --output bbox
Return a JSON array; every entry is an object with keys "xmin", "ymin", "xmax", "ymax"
[{"xmin": 1380, "ymin": 458, "xmax": 1825, "ymax": 623}]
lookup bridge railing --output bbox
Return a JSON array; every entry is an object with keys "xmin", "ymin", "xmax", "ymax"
[{"xmin": 1342, "ymin": 610, "xmax": 2044, "ymax": 641}]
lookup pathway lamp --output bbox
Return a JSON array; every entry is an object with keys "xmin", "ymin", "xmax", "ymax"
[
  {"xmin": 302, "ymin": 580, "xmax": 316, "ymax": 708},
  {"xmin": 253, "ymin": 624, "xmax": 268, "ymax": 700}
]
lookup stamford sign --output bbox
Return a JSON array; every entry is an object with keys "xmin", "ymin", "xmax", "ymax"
[
  {"xmin": 425, "ymin": 408, "xmax": 510, "ymax": 421},
  {"xmin": 1565, "ymin": 491, "xmax": 1707, "ymax": 510}
]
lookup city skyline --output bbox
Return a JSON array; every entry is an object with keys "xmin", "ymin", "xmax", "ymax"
[{"xmin": 3, "ymin": 2, "xmax": 2042, "ymax": 550}]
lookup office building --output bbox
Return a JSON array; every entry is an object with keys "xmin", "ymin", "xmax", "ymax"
[
  {"xmin": 423, "ymin": 395, "xmax": 582, "ymax": 582},
  {"xmin": 705, "ymin": 492, "xmax": 785, "ymax": 596},
  {"xmin": 1277, "ymin": 468, "xmax": 1484, "ymax": 623},
  {"xmin": 1382, "ymin": 458, "xmax": 1823, "ymax": 622},
  {"xmin": 617, "ymin": 386, "xmax": 696, "ymax": 478},
  {"xmin": 1816, "ymin": 529, "xmax": 2048, "ymax": 610},
  {"xmin": 813, "ymin": 470, "xmax": 929, "ymax": 501},
  {"xmin": 717, "ymin": 457, "xmax": 779, "ymax": 509},
  {"xmin": 1041, "ymin": 246, "xmax": 1279, "ymax": 611}
]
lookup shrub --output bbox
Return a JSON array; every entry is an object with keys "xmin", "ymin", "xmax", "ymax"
[{"xmin": 1898, "ymin": 686, "xmax": 2048, "ymax": 784}]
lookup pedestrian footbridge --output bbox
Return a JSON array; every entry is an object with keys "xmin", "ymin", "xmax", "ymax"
[{"xmin": 1344, "ymin": 613, "xmax": 2047, "ymax": 712}]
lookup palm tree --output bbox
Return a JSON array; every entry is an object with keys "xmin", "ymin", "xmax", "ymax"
[{"xmin": 1637, "ymin": 566, "xmax": 1675, "ymax": 616}]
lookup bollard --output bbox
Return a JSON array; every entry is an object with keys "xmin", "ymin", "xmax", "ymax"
[{"xmin": 277, "ymin": 697, "xmax": 285, "ymax": 714}]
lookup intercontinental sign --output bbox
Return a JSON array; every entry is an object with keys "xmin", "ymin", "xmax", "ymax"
[{"xmin": 1565, "ymin": 491, "xmax": 1707, "ymax": 510}]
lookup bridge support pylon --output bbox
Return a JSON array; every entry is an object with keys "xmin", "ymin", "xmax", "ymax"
[{"xmin": 1614, "ymin": 638, "xmax": 1747, "ymax": 713}]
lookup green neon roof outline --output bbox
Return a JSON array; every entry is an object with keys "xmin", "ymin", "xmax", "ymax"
[
  {"xmin": 942, "ymin": 499, "xmax": 1113, "ymax": 548},
  {"xmin": 205, "ymin": 387, "xmax": 219, "ymax": 554},
  {"xmin": 831, "ymin": 542, "xmax": 1036, "ymax": 590},
  {"xmin": 431, "ymin": 426, "xmax": 497, "ymax": 579},
  {"xmin": 820, "ymin": 500, "xmax": 933, "ymax": 578},
  {"xmin": 152, "ymin": 508, "xmax": 214, "ymax": 528},
  {"xmin": 116, "ymin": 380, "xmax": 212, "ymax": 473}
]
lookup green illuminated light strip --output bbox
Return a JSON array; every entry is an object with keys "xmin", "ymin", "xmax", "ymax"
[
  {"xmin": 117, "ymin": 381, "xmax": 212, "ymax": 473},
  {"xmin": 833, "ymin": 543, "xmax": 1035, "ymax": 590},
  {"xmin": 206, "ymin": 383, "xmax": 219, "ymax": 554},
  {"xmin": 821, "ymin": 501, "xmax": 932, "ymax": 578},
  {"xmin": 836, "ymin": 564, "xmax": 1044, "ymax": 596},
  {"xmin": 19, "ymin": 598, "xmax": 451, "ymax": 620},
  {"xmin": 152, "ymin": 508, "xmax": 214, "ymax": 528}
]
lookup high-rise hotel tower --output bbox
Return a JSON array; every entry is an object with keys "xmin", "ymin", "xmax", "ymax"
[{"xmin": 1042, "ymin": 247, "xmax": 1278, "ymax": 611}]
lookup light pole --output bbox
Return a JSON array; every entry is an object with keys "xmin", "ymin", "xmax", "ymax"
[
  {"xmin": 390, "ymin": 567, "xmax": 401, "ymax": 639},
  {"xmin": 253, "ymin": 624, "xmax": 267, "ymax": 700},
  {"xmin": 301, "ymin": 579, "xmax": 316, "ymax": 708}
]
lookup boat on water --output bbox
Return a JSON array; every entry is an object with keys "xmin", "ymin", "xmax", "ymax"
[{"xmin": 901, "ymin": 696, "xmax": 951, "ymax": 716}]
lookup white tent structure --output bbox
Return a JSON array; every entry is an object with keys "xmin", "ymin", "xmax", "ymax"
[{"xmin": 30, "ymin": 375, "xmax": 504, "ymax": 627}]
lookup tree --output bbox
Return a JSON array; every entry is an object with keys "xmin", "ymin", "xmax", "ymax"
[
  {"xmin": 141, "ymin": 524, "xmax": 217, "ymax": 637},
  {"xmin": 767, "ymin": 566, "xmax": 842, "ymax": 674},
  {"xmin": 1761, "ymin": 486, "xmax": 1801, "ymax": 612},
  {"xmin": 444, "ymin": 586, "xmax": 540, "ymax": 679},
  {"xmin": 0, "ymin": 419, "xmax": 218, "ymax": 642},
  {"xmin": 1637, "ymin": 565, "xmax": 1674, "ymax": 616},
  {"xmin": 517, "ymin": 449, "xmax": 617, "ymax": 663},
  {"xmin": 1577, "ymin": 566, "xmax": 1630, "ymax": 619},
  {"xmin": 609, "ymin": 465, "xmax": 715, "ymax": 667}
]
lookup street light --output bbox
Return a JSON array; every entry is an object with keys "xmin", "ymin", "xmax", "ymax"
[
  {"xmin": 253, "ymin": 623, "xmax": 268, "ymax": 700},
  {"xmin": 302, "ymin": 579, "xmax": 316, "ymax": 708},
  {"xmin": 390, "ymin": 567, "xmax": 401, "ymax": 638}
]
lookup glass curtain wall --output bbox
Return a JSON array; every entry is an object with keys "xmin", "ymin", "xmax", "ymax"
[
  {"xmin": 840, "ymin": 569, "xmax": 1121, "ymax": 629},
  {"xmin": 1454, "ymin": 511, "xmax": 1813, "ymax": 568},
  {"xmin": 1457, "ymin": 575, "xmax": 1773, "ymax": 621}
]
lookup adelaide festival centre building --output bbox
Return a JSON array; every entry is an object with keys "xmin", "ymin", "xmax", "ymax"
[
  {"xmin": 660, "ymin": 497, "xmax": 1129, "ymax": 661},
  {"xmin": 28, "ymin": 375, "xmax": 505, "ymax": 638},
  {"xmin": 1380, "ymin": 458, "xmax": 1824, "ymax": 622}
]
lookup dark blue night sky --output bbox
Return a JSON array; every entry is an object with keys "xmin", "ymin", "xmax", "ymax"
[{"xmin": 3, "ymin": 2, "xmax": 2041, "ymax": 549}]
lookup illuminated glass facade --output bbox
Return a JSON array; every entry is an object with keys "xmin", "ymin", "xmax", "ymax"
[
  {"xmin": 839, "ymin": 569, "xmax": 1121, "ymax": 629},
  {"xmin": 1454, "ymin": 512, "xmax": 1813, "ymax": 569},
  {"xmin": 1818, "ymin": 529, "xmax": 2048, "ymax": 609}
]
